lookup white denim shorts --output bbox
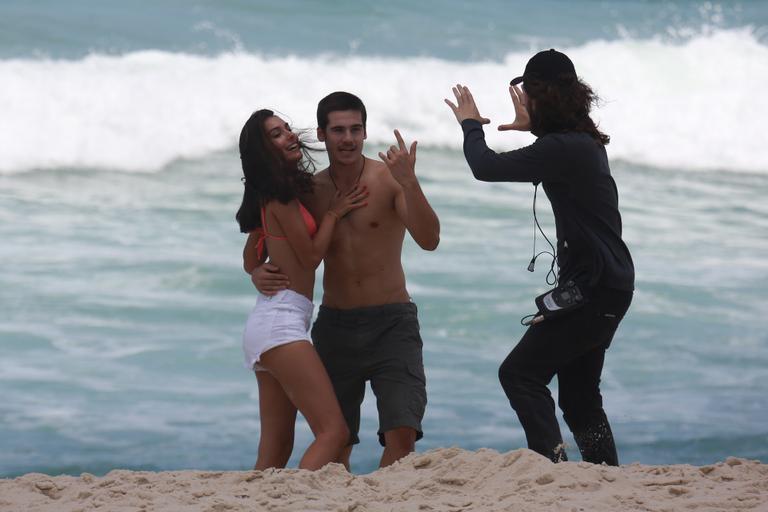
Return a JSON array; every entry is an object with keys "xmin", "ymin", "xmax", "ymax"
[{"xmin": 242, "ymin": 289, "xmax": 314, "ymax": 372}]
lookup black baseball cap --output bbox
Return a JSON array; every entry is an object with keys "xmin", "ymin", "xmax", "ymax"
[{"xmin": 510, "ymin": 49, "xmax": 576, "ymax": 86}]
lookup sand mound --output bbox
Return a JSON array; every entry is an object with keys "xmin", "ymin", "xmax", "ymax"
[{"xmin": 2, "ymin": 447, "xmax": 766, "ymax": 511}]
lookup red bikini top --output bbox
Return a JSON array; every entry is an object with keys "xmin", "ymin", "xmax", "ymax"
[{"xmin": 255, "ymin": 201, "xmax": 318, "ymax": 260}]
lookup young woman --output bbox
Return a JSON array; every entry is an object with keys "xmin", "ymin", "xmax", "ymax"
[
  {"xmin": 236, "ymin": 109, "xmax": 368, "ymax": 470},
  {"xmin": 446, "ymin": 49, "xmax": 634, "ymax": 465}
]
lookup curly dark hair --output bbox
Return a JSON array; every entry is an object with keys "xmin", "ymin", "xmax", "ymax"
[
  {"xmin": 524, "ymin": 76, "xmax": 610, "ymax": 145},
  {"xmin": 235, "ymin": 109, "xmax": 316, "ymax": 233}
]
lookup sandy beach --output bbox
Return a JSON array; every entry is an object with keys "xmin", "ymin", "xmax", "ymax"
[{"xmin": 1, "ymin": 447, "xmax": 766, "ymax": 512}]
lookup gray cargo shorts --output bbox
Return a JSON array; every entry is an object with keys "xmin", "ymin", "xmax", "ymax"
[{"xmin": 311, "ymin": 302, "xmax": 427, "ymax": 446}]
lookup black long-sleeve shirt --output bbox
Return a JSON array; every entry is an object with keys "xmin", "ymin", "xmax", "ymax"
[{"xmin": 461, "ymin": 119, "xmax": 634, "ymax": 291}]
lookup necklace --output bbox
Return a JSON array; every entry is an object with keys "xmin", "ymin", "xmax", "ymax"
[{"xmin": 328, "ymin": 157, "xmax": 365, "ymax": 192}]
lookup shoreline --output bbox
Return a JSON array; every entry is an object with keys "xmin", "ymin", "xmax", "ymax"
[{"xmin": 2, "ymin": 447, "xmax": 766, "ymax": 511}]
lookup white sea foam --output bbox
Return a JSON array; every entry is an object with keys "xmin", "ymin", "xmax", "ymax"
[{"xmin": 1, "ymin": 28, "xmax": 766, "ymax": 173}]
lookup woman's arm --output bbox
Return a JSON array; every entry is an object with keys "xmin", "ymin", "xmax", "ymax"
[{"xmin": 267, "ymin": 186, "xmax": 368, "ymax": 270}]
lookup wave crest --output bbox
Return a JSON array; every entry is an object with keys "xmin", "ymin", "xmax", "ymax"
[{"xmin": 1, "ymin": 28, "xmax": 765, "ymax": 173}]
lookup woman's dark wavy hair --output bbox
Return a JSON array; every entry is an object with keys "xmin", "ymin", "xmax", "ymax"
[
  {"xmin": 235, "ymin": 109, "xmax": 316, "ymax": 233},
  {"xmin": 524, "ymin": 75, "xmax": 610, "ymax": 145}
]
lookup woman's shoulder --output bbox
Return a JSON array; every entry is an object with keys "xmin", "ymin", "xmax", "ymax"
[{"xmin": 265, "ymin": 198, "xmax": 300, "ymax": 215}]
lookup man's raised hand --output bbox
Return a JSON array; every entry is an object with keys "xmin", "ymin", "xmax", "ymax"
[{"xmin": 379, "ymin": 129, "xmax": 418, "ymax": 185}]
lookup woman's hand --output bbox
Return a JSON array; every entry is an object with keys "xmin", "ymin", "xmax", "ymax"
[
  {"xmin": 497, "ymin": 85, "xmax": 531, "ymax": 132},
  {"xmin": 329, "ymin": 184, "xmax": 369, "ymax": 219},
  {"xmin": 444, "ymin": 84, "xmax": 490, "ymax": 125}
]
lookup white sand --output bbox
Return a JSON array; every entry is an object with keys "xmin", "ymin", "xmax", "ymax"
[{"xmin": 1, "ymin": 448, "xmax": 766, "ymax": 511}]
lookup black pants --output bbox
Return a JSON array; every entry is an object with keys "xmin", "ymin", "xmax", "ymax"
[{"xmin": 499, "ymin": 286, "xmax": 632, "ymax": 465}]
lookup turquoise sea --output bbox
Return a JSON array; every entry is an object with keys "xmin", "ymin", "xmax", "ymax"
[{"xmin": 1, "ymin": 1, "xmax": 767, "ymax": 476}]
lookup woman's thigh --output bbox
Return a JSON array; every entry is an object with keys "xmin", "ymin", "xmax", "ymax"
[
  {"xmin": 256, "ymin": 370, "xmax": 297, "ymax": 437},
  {"xmin": 260, "ymin": 341, "xmax": 345, "ymax": 432}
]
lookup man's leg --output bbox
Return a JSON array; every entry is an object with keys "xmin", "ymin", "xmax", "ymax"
[
  {"xmin": 369, "ymin": 303, "xmax": 426, "ymax": 467},
  {"xmin": 380, "ymin": 427, "xmax": 418, "ymax": 467},
  {"xmin": 311, "ymin": 308, "xmax": 366, "ymax": 469}
]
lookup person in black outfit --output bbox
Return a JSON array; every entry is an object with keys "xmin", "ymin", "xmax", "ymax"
[{"xmin": 445, "ymin": 49, "xmax": 634, "ymax": 465}]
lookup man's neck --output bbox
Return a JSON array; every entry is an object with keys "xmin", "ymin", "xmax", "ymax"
[{"xmin": 328, "ymin": 156, "xmax": 366, "ymax": 191}]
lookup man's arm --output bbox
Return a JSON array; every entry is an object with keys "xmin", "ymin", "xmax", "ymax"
[
  {"xmin": 242, "ymin": 231, "xmax": 290, "ymax": 295},
  {"xmin": 394, "ymin": 180, "xmax": 440, "ymax": 251},
  {"xmin": 379, "ymin": 130, "xmax": 439, "ymax": 251},
  {"xmin": 250, "ymin": 263, "xmax": 290, "ymax": 295}
]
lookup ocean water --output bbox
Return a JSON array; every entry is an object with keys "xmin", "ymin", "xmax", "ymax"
[{"xmin": 1, "ymin": 1, "xmax": 767, "ymax": 476}]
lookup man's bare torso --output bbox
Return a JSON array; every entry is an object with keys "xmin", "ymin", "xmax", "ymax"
[{"xmin": 303, "ymin": 158, "xmax": 409, "ymax": 308}]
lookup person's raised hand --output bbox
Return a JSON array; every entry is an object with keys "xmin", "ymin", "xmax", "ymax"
[
  {"xmin": 378, "ymin": 129, "xmax": 418, "ymax": 186},
  {"xmin": 444, "ymin": 84, "xmax": 491, "ymax": 125},
  {"xmin": 497, "ymin": 85, "xmax": 531, "ymax": 132}
]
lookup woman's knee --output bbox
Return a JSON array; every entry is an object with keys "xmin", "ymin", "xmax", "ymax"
[
  {"xmin": 333, "ymin": 419, "xmax": 351, "ymax": 445},
  {"xmin": 314, "ymin": 414, "xmax": 349, "ymax": 441},
  {"xmin": 316, "ymin": 419, "xmax": 350, "ymax": 449}
]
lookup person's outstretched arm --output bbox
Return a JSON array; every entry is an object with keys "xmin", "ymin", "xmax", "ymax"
[{"xmin": 446, "ymin": 84, "xmax": 561, "ymax": 183}]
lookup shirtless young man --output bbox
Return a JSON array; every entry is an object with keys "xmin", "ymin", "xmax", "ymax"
[{"xmin": 250, "ymin": 91, "xmax": 440, "ymax": 468}]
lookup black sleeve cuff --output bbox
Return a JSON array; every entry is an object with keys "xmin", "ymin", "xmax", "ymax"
[{"xmin": 461, "ymin": 118, "xmax": 483, "ymax": 134}]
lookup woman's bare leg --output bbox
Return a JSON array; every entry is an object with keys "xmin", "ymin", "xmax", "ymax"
[
  {"xmin": 254, "ymin": 370, "xmax": 297, "ymax": 469},
  {"xmin": 335, "ymin": 445, "xmax": 353, "ymax": 470},
  {"xmin": 260, "ymin": 341, "xmax": 349, "ymax": 470}
]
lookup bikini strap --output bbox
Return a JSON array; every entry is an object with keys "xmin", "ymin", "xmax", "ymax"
[
  {"xmin": 254, "ymin": 227, "xmax": 266, "ymax": 261},
  {"xmin": 255, "ymin": 205, "xmax": 287, "ymax": 261}
]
